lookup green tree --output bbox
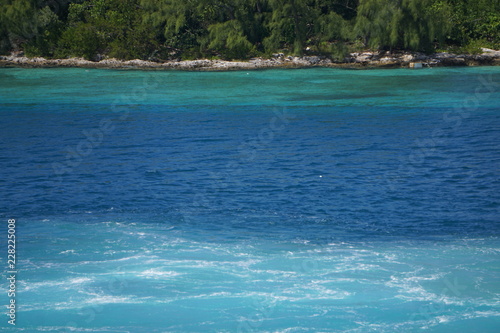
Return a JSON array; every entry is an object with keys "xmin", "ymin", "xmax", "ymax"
[
  {"xmin": 0, "ymin": 0, "xmax": 63, "ymax": 55},
  {"xmin": 141, "ymin": 0, "xmax": 268, "ymax": 59},
  {"xmin": 355, "ymin": 0, "xmax": 451, "ymax": 52},
  {"xmin": 140, "ymin": 0, "xmax": 204, "ymax": 59},
  {"xmin": 207, "ymin": 19, "xmax": 254, "ymax": 59},
  {"xmin": 354, "ymin": 0, "xmax": 397, "ymax": 49},
  {"xmin": 2, "ymin": 0, "xmax": 498, "ymax": 61},
  {"xmin": 314, "ymin": 11, "xmax": 350, "ymax": 58},
  {"xmin": 443, "ymin": 0, "xmax": 500, "ymax": 49},
  {"xmin": 0, "ymin": 0, "xmax": 12, "ymax": 54},
  {"xmin": 264, "ymin": 0, "xmax": 319, "ymax": 55},
  {"xmin": 202, "ymin": 0, "xmax": 268, "ymax": 58},
  {"xmin": 57, "ymin": 0, "xmax": 156, "ymax": 60}
]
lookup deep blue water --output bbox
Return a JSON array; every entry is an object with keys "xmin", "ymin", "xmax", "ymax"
[{"xmin": 0, "ymin": 67, "xmax": 499, "ymax": 332}]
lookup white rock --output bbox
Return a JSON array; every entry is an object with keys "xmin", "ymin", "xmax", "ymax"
[{"xmin": 402, "ymin": 54, "xmax": 414, "ymax": 62}]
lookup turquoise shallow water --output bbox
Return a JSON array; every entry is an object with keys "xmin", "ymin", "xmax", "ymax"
[{"xmin": 0, "ymin": 67, "xmax": 499, "ymax": 332}]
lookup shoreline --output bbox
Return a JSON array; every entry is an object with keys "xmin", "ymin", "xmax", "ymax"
[{"xmin": 1, "ymin": 49, "xmax": 500, "ymax": 71}]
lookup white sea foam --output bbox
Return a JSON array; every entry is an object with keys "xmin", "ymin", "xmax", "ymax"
[
  {"xmin": 387, "ymin": 272, "xmax": 457, "ymax": 304},
  {"xmin": 419, "ymin": 309, "xmax": 500, "ymax": 329},
  {"xmin": 21, "ymin": 277, "xmax": 93, "ymax": 292},
  {"xmin": 464, "ymin": 310, "xmax": 500, "ymax": 319},
  {"xmin": 154, "ymin": 258, "xmax": 261, "ymax": 269},
  {"xmin": 310, "ymin": 278, "xmax": 357, "ymax": 283},
  {"xmin": 184, "ymin": 291, "xmax": 234, "ymax": 299},
  {"xmin": 137, "ymin": 268, "xmax": 181, "ymax": 279},
  {"xmin": 249, "ymin": 269, "xmax": 298, "ymax": 277},
  {"xmin": 45, "ymin": 294, "xmax": 152, "ymax": 311},
  {"xmin": 20, "ymin": 293, "xmax": 151, "ymax": 312},
  {"xmin": 85, "ymin": 294, "xmax": 136, "ymax": 306},
  {"xmin": 435, "ymin": 315, "xmax": 451, "ymax": 323},
  {"xmin": 278, "ymin": 284, "xmax": 352, "ymax": 301}
]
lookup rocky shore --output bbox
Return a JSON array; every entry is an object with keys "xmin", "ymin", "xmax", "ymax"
[{"xmin": 1, "ymin": 49, "xmax": 499, "ymax": 71}]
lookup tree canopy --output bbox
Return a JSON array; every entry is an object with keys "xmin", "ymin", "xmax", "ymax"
[{"xmin": 0, "ymin": 0, "xmax": 498, "ymax": 60}]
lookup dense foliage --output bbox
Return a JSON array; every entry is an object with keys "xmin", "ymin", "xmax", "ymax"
[{"xmin": 0, "ymin": 0, "xmax": 498, "ymax": 60}]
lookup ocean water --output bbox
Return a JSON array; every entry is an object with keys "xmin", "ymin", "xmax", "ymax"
[{"xmin": 0, "ymin": 67, "xmax": 499, "ymax": 332}]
